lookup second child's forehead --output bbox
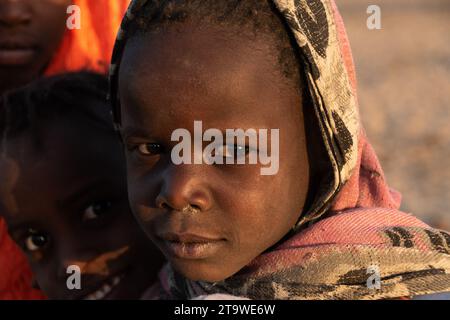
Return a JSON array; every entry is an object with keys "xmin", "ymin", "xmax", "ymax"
[
  {"xmin": 0, "ymin": 119, "xmax": 125, "ymax": 213},
  {"xmin": 120, "ymin": 24, "xmax": 303, "ymax": 131},
  {"xmin": 5, "ymin": 117, "xmax": 120, "ymax": 171}
]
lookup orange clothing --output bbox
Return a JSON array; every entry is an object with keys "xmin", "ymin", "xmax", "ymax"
[
  {"xmin": 45, "ymin": 0, "xmax": 130, "ymax": 76},
  {"xmin": 0, "ymin": 0, "xmax": 130, "ymax": 300}
]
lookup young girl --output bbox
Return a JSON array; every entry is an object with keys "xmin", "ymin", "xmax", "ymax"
[
  {"xmin": 0, "ymin": 72, "xmax": 164, "ymax": 299},
  {"xmin": 0, "ymin": 0, "xmax": 130, "ymax": 299},
  {"xmin": 109, "ymin": 0, "xmax": 450, "ymax": 299}
]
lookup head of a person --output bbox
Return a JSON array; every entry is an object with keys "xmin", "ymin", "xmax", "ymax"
[
  {"xmin": 0, "ymin": 72, "xmax": 165, "ymax": 300},
  {"xmin": 116, "ymin": 0, "xmax": 325, "ymax": 282},
  {"xmin": 0, "ymin": 0, "xmax": 71, "ymax": 93}
]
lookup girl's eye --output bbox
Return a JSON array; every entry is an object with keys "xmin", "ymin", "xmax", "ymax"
[
  {"xmin": 216, "ymin": 144, "xmax": 249, "ymax": 159},
  {"xmin": 82, "ymin": 201, "xmax": 113, "ymax": 221},
  {"xmin": 137, "ymin": 143, "xmax": 163, "ymax": 156},
  {"xmin": 24, "ymin": 230, "xmax": 49, "ymax": 252}
]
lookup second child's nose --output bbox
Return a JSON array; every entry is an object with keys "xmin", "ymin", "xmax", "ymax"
[
  {"xmin": 0, "ymin": 0, "xmax": 32, "ymax": 27},
  {"xmin": 156, "ymin": 164, "xmax": 213, "ymax": 213}
]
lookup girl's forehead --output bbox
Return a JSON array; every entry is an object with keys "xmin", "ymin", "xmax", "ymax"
[
  {"xmin": 120, "ymin": 27, "xmax": 303, "ymax": 124},
  {"xmin": 123, "ymin": 24, "xmax": 285, "ymax": 82}
]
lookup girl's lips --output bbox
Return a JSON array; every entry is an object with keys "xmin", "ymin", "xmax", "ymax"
[
  {"xmin": 157, "ymin": 232, "xmax": 226, "ymax": 260},
  {"xmin": 163, "ymin": 239, "xmax": 226, "ymax": 260},
  {"xmin": 0, "ymin": 47, "xmax": 37, "ymax": 66}
]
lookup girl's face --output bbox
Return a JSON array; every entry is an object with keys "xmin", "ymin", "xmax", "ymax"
[
  {"xmin": 0, "ymin": 113, "xmax": 164, "ymax": 300},
  {"xmin": 0, "ymin": 0, "xmax": 70, "ymax": 92},
  {"xmin": 118, "ymin": 24, "xmax": 310, "ymax": 282}
]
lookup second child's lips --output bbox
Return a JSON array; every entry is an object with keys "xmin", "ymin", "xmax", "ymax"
[
  {"xmin": 79, "ymin": 271, "xmax": 127, "ymax": 300},
  {"xmin": 82, "ymin": 274, "xmax": 123, "ymax": 300}
]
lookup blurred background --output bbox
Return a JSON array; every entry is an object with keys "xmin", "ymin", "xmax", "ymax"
[{"xmin": 336, "ymin": 0, "xmax": 450, "ymax": 230}]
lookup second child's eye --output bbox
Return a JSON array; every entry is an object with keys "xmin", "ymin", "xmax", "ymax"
[
  {"xmin": 24, "ymin": 230, "xmax": 49, "ymax": 252},
  {"xmin": 82, "ymin": 201, "xmax": 113, "ymax": 221},
  {"xmin": 137, "ymin": 143, "xmax": 163, "ymax": 156}
]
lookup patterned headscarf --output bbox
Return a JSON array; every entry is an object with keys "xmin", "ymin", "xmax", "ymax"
[{"xmin": 109, "ymin": 0, "xmax": 450, "ymax": 299}]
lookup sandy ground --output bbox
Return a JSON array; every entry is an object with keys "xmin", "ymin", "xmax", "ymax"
[{"xmin": 335, "ymin": 0, "xmax": 450, "ymax": 229}]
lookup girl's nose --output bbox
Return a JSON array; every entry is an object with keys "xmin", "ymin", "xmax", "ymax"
[
  {"xmin": 155, "ymin": 164, "xmax": 213, "ymax": 213},
  {"xmin": 0, "ymin": 0, "xmax": 32, "ymax": 27}
]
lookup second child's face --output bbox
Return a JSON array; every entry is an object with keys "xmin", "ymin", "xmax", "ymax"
[
  {"xmin": 0, "ymin": 114, "xmax": 164, "ymax": 299},
  {"xmin": 119, "ymin": 24, "xmax": 310, "ymax": 282}
]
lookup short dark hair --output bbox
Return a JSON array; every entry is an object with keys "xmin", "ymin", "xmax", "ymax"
[{"xmin": 0, "ymin": 72, "xmax": 113, "ymax": 151}]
